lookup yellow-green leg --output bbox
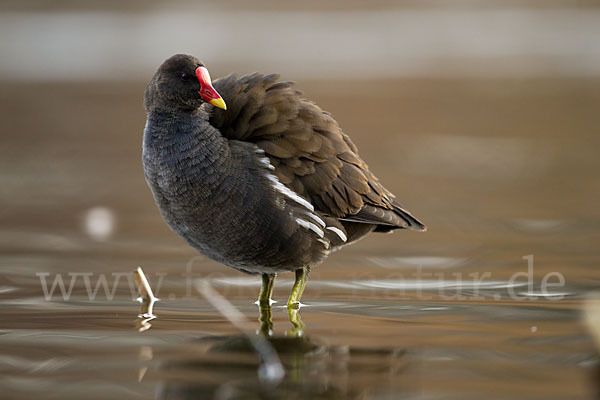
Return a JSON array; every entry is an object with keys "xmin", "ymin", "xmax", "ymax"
[
  {"xmin": 257, "ymin": 273, "xmax": 276, "ymax": 306},
  {"xmin": 287, "ymin": 267, "xmax": 309, "ymax": 308}
]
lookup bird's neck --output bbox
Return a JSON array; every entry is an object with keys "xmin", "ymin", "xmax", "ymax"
[
  {"xmin": 145, "ymin": 106, "xmax": 211, "ymax": 133},
  {"xmin": 143, "ymin": 108, "xmax": 232, "ymax": 197}
]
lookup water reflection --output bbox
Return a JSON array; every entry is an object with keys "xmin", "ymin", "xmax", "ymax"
[
  {"xmin": 135, "ymin": 279, "xmax": 405, "ymax": 399},
  {"xmin": 257, "ymin": 304, "xmax": 306, "ymax": 337},
  {"xmin": 155, "ymin": 326, "xmax": 406, "ymax": 400}
]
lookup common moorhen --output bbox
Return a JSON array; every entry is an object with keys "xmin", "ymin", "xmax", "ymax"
[{"xmin": 143, "ymin": 54, "xmax": 425, "ymax": 307}]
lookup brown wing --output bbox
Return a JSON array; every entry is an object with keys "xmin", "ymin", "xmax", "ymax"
[{"xmin": 209, "ymin": 73, "xmax": 425, "ymax": 232}]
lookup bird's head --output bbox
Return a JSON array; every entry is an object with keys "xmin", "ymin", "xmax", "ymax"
[{"xmin": 144, "ymin": 54, "xmax": 226, "ymax": 113}]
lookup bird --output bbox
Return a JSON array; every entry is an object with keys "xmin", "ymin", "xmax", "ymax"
[{"xmin": 142, "ymin": 54, "xmax": 426, "ymax": 308}]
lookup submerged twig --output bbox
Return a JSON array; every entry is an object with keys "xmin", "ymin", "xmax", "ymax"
[{"xmin": 195, "ymin": 280, "xmax": 285, "ymax": 386}]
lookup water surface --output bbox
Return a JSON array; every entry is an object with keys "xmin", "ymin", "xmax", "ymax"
[{"xmin": 1, "ymin": 78, "xmax": 599, "ymax": 399}]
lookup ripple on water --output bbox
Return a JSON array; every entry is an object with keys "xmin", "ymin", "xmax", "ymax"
[
  {"xmin": 511, "ymin": 218, "xmax": 571, "ymax": 233},
  {"xmin": 369, "ymin": 256, "xmax": 466, "ymax": 269}
]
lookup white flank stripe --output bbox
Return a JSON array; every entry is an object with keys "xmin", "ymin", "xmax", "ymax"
[
  {"xmin": 307, "ymin": 222, "xmax": 324, "ymax": 237},
  {"xmin": 317, "ymin": 238, "xmax": 330, "ymax": 249},
  {"xmin": 326, "ymin": 226, "xmax": 347, "ymax": 242},
  {"xmin": 295, "ymin": 218, "xmax": 324, "ymax": 238},
  {"xmin": 259, "ymin": 157, "xmax": 275, "ymax": 170},
  {"xmin": 266, "ymin": 174, "xmax": 314, "ymax": 212},
  {"xmin": 306, "ymin": 212, "xmax": 325, "ymax": 228},
  {"xmin": 295, "ymin": 218, "xmax": 310, "ymax": 230}
]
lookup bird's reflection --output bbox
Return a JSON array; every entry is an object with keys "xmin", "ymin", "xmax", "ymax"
[
  {"xmin": 132, "ymin": 275, "xmax": 405, "ymax": 399},
  {"xmin": 257, "ymin": 304, "xmax": 305, "ymax": 337},
  {"xmin": 257, "ymin": 304, "xmax": 273, "ymax": 335},
  {"xmin": 151, "ymin": 304, "xmax": 407, "ymax": 400},
  {"xmin": 286, "ymin": 307, "xmax": 305, "ymax": 336}
]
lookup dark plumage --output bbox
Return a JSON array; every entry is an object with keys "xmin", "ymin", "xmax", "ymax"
[{"xmin": 143, "ymin": 54, "xmax": 425, "ymax": 306}]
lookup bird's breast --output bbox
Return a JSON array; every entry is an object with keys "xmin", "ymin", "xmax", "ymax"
[{"xmin": 143, "ymin": 122, "xmax": 330, "ymax": 271}]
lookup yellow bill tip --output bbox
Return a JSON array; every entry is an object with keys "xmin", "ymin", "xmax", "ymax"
[{"xmin": 209, "ymin": 97, "xmax": 227, "ymax": 110}]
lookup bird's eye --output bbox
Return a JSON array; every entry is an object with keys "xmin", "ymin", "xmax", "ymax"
[{"xmin": 180, "ymin": 72, "xmax": 191, "ymax": 82}]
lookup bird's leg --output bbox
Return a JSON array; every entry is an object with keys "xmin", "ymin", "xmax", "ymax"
[
  {"xmin": 287, "ymin": 267, "xmax": 310, "ymax": 308},
  {"xmin": 257, "ymin": 273, "xmax": 276, "ymax": 306}
]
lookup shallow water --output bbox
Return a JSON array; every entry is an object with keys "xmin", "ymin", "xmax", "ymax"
[{"xmin": 1, "ymin": 78, "xmax": 599, "ymax": 399}]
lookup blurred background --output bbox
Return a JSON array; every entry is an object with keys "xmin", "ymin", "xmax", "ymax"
[{"xmin": 1, "ymin": 1, "xmax": 599, "ymax": 399}]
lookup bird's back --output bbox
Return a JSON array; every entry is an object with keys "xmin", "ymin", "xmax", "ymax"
[{"xmin": 207, "ymin": 72, "xmax": 426, "ymax": 244}]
